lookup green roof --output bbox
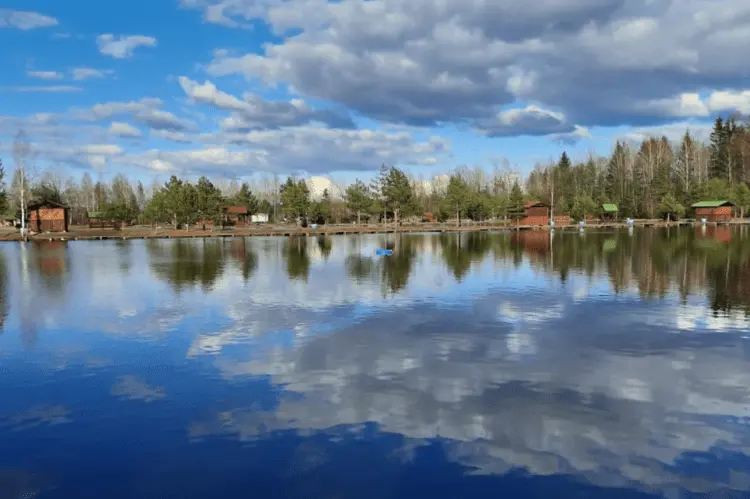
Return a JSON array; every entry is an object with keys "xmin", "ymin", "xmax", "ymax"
[
  {"xmin": 602, "ymin": 203, "xmax": 618, "ymax": 212},
  {"xmin": 691, "ymin": 200, "xmax": 735, "ymax": 208}
]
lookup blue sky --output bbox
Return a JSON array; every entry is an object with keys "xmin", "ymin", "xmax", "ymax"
[{"xmin": 0, "ymin": 0, "xmax": 747, "ymax": 184}]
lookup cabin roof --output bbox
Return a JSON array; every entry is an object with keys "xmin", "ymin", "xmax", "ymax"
[
  {"xmin": 602, "ymin": 203, "xmax": 618, "ymax": 212},
  {"xmin": 691, "ymin": 200, "xmax": 735, "ymax": 208},
  {"xmin": 27, "ymin": 200, "xmax": 68, "ymax": 210},
  {"xmin": 524, "ymin": 201, "xmax": 548, "ymax": 209},
  {"xmin": 224, "ymin": 206, "xmax": 248, "ymax": 214}
]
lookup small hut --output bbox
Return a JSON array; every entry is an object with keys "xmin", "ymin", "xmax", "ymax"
[
  {"xmin": 28, "ymin": 201, "xmax": 69, "ymax": 233},
  {"xmin": 601, "ymin": 203, "xmax": 618, "ymax": 220},
  {"xmin": 691, "ymin": 200, "xmax": 735, "ymax": 222},
  {"xmin": 520, "ymin": 201, "xmax": 550, "ymax": 225},
  {"xmin": 223, "ymin": 206, "xmax": 249, "ymax": 226}
]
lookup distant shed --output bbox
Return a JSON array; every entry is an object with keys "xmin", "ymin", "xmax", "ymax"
[
  {"xmin": 28, "ymin": 201, "xmax": 69, "ymax": 233},
  {"xmin": 520, "ymin": 201, "xmax": 550, "ymax": 226},
  {"xmin": 602, "ymin": 203, "xmax": 618, "ymax": 220},
  {"xmin": 692, "ymin": 200, "xmax": 735, "ymax": 222},
  {"xmin": 223, "ymin": 206, "xmax": 249, "ymax": 226},
  {"xmin": 518, "ymin": 202, "xmax": 570, "ymax": 226}
]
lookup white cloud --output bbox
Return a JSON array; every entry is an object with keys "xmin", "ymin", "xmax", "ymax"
[
  {"xmin": 108, "ymin": 122, "xmax": 142, "ymax": 138},
  {"xmin": 150, "ymin": 129, "xmax": 193, "ymax": 143},
  {"xmin": 194, "ymin": 0, "xmax": 750, "ymax": 131},
  {"xmin": 0, "ymin": 9, "xmax": 58, "ymax": 30},
  {"xmin": 27, "ymin": 70, "xmax": 63, "ymax": 80},
  {"xmin": 179, "ymin": 76, "xmax": 355, "ymax": 129},
  {"xmin": 622, "ymin": 121, "xmax": 714, "ymax": 144},
  {"xmin": 71, "ymin": 67, "xmax": 114, "ymax": 81},
  {"xmin": 476, "ymin": 105, "xmax": 577, "ymax": 137},
  {"xmin": 636, "ymin": 89, "xmax": 750, "ymax": 118},
  {"xmin": 706, "ymin": 90, "xmax": 750, "ymax": 114},
  {"xmin": 96, "ymin": 34, "xmax": 158, "ymax": 59},
  {"xmin": 71, "ymin": 98, "xmax": 195, "ymax": 131},
  {"xmin": 113, "ymin": 125, "xmax": 449, "ymax": 175}
]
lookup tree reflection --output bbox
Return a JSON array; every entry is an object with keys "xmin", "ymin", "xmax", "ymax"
[
  {"xmin": 284, "ymin": 236, "xmax": 310, "ymax": 281},
  {"xmin": 504, "ymin": 227, "xmax": 750, "ymax": 315},
  {"xmin": 0, "ymin": 252, "xmax": 7, "ymax": 336},
  {"xmin": 147, "ymin": 239, "xmax": 226, "ymax": 293},
  {"xmin": 345, "ymin": 236, "xmax": 375, "ymax": 283},
  {"xmin": 380, "ymin": 234, "xmax": 417, "ymax": 294},
  {"xmin": 115, "ymin": 239, "xmax": 132, "ymax": 274},
  {"xmin": 316, "ymin": 235, "xmax": 333, "ymax": 261},
  {"xmin": 440, "ymin": 232, "xmax": 494, "ymax": 281},
  {"xmin": 228, "ymin": 238, "xmax": 257, "ymax": 282}
]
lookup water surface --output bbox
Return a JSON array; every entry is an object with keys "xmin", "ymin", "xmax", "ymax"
[{"xmin": 1, "ymin": 227, "xmax": 750, "ymax": 498}]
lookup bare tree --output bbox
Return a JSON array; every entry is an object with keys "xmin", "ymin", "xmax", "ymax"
[{"xmin": 12, "ymin": 131, "xmax": 31, "ymax": 235}]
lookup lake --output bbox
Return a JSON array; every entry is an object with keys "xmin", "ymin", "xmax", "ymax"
[{"xmin": 1, "ymin": 227, "xmax": 750, "ymax": 498}]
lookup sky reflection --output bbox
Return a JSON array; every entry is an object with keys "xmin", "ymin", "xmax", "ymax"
[{"xmin": 0, "ymin": 228, "xmax": 749, "ymax": 498}]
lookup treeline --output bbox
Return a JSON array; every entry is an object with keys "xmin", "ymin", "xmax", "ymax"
[
  {"xmin": 1, "ymin": 114, "xmax": 749, "ymax": 227},
  {"xmin": 527, "ymin": 116, "xmax": 750, "ymax": 219}
]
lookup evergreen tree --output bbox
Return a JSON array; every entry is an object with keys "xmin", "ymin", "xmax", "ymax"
[
  {"xmin": 508, "ymin": 181, "xmax": 525, "ymax": 222},
  {"xmin": 194, "ymin": 176, "xmax": 223, "ymax": 224},
  {"xmin": 443, "ymin": 174, "xmax": 471, "ymax": 226},
  {"xmin": 233, "ymin": 182, "xmax": 259, "ymax": 215},
  {"xmin": 280, "ymin": 177, "xmax": 310, "ymax": 226},
  {"xmin": 709, "ymin": 117, "xmax": 728, "ymax": 180},
  {"xmin": 0, "ymin": 159, "xmax": 8, "ymax": 216},
  {"xmin": 381, "ymin": 166, "xmax": 415, "ymax": 226},
  {"xmin": 344, "ymin": 179, "xmax": 372, "ymax": 224}
]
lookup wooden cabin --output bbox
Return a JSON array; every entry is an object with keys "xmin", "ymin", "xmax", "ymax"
[
  {"xmin": 691, "ymin": 200, "xmax": 735, "ymax": 222},
  {"xmin": 520, "ymin": 201, "xmax": 550, "ymax": 226},
  {"xmin": 28, "ymin": 201, "xmax": 69, "ymax": 233},
  {"xmin": 223, "ymin": 206, "xmax": 249, "ymax": 226},
  {"xmin": 517, "ymin": 202, "xmax": 571, "ymax": 226}
]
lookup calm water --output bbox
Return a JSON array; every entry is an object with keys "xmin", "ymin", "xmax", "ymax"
[{"xmin": 1, "ymin": 227, "xmax": 750, "ymax": 498}]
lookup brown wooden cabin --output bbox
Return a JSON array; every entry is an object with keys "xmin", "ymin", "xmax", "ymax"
[
  {"xmin": 692, "ymin": 201, "xmax": 735, "ymax": 222},
  {"xmin": 518, "ymin": 201, "xmax": 549, "ymax": 225},
  {"xmin": 223, "ymin": 206, "xmax": 249, "ymax": 226},
  {"xmin": 28, "ymin": 201, "xmax": 69, "ymax": 233},
  {"xmin": 422, "ymin": 212, "xmax": 436, "ymax": 223},
  {"xmin": 518, "ymin": 202, "xmax": 571, "ymax": 226}
]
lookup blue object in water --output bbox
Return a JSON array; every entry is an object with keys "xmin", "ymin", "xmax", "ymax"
[
  {"xmin": 579, "ymin": 220, "xmax": 585, "ymax": 227},
  {"xmin": 626, "ymin": 218, "xmax": 633, "ymax": 225},
  {"xmin": 375, "ymin": 249, "xmax": 393, "ymax": 256}
]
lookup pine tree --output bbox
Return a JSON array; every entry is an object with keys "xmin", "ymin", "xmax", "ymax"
[
  {"xmin": 508, "ymin": 181, "xmax": 525, "ymax": 222},
  {"xmin": 709, "ymin": 117, "xmax": 728, "ymax": 180},
  {"xmin": 344, "ymin": 179, "xmax": 372, "ymax": 224}
]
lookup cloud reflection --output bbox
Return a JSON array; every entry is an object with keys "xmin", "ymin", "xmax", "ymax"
[{"xmin": 111, "ymin": 375, "xmax": 165, "ymax": 402}]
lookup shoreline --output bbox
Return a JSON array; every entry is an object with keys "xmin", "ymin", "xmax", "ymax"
[{"xmin": 0, "ymin": 219, "xmax": 746, "ymax": 242}]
